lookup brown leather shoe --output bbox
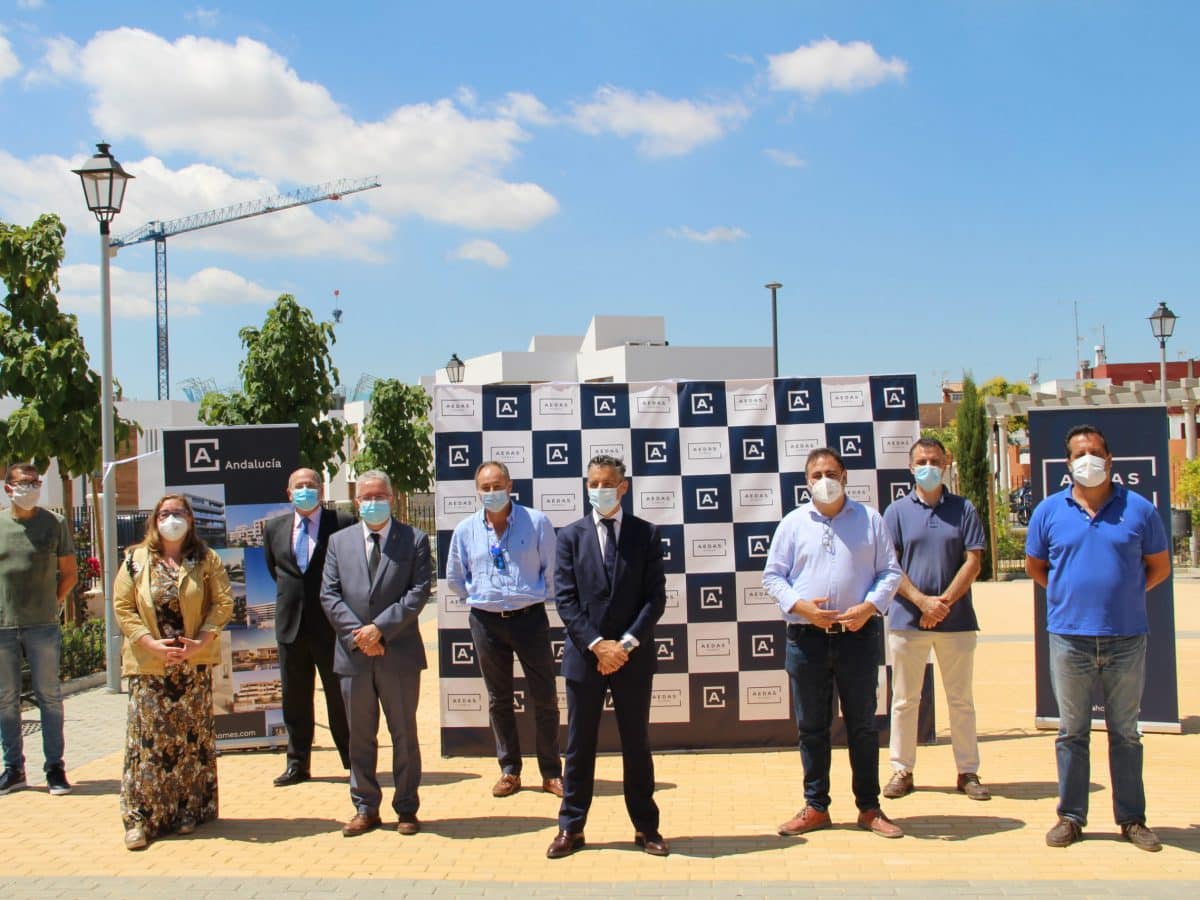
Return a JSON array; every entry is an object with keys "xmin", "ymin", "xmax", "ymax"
[
  {"xmin": 778, "ymin": 805, "xmax": 832, "ymax": 836},
  {"xmin": 546, "ymin": 829, "xmax": 585, "ymax": 859},
  {"xmin": 956, "ymin": 773, "xmax": 991, "ymax": 801},
  {"xmin": 857, "ymin": 808, "xmax": 903, "ymax": 838},
  {"xmin": 1046, "ymin": 816, "xmax": 1082, "ymax": 847},
  {"xmin": 1121, "ymin": 821, "xmax": 1161, "ymax": 852},
  {"xmin": 634, "ymin": 831, "xmax": 670, "ymax": 856},
  {"xmin": 492, "ymin": 773, "xmax": 521, "ymax": 797},
  {"xmin": 882, "ymin": 770, "xmax": 914, "ymax": 799},
  {"xmin": 541, "ymin": 777, "xmax": 564, "ymax": 798},
  {"xmin": 341, "ymin": 812, "xmax": 381, "ymax": 837},
  {"xmin": 396, "ymin": 812, "xmax": 420, "ymax": 836}
]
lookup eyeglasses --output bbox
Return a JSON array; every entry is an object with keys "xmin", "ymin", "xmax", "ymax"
[
  {"xmin": 489, "ymin": 544, "xmax": 507, "ymax": 572},
  {"xmin": 10, "ymin": 479, "xmax": 42, "ymax": 489},
  {"xmin": 157, "ymin": 509, "xmax": 189, "ymax": 520},
  {"xmin": 821, "ymin": 521, "xmax": 836, "ymax": 555}
]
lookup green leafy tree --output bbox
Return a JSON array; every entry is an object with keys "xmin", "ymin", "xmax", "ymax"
[
  {"xmin": 957, "ymin": 373, "xmax": 993, "ymax": 579},
  {"xmin": 200, "ymin": 295, "xmax": 347, "ymax": 477},
  {"xmin": 0, "ymin": 213, "xmax": 134, "ymax": 512},
  {"xmin": 353, "ymin": 379, "xmax": 433, "ymax": 520},
  {"xmin": 979, "ymin": 377, "xmax": 1031, "ymax": 433},
  {"xmin": 1176, "ymin": 458, "xmax": 1200, "ymax": 520}
]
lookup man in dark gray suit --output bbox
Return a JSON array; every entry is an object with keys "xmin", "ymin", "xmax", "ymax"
[
  {"xmin": 264, "ymin": 467, "xmax": 354, "ymax": 786},
  {"xmin": 546, "ymin": 454, "xmax": 668, "ymax": 859},
  {"xmin": 320, "ymin": 470, "xmax": 431, "ymax": 837}
]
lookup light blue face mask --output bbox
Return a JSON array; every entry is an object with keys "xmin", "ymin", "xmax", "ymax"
[
  {"xmin": 913, "ymin": 465, "xmax": 942, "ymax": 491},
  {"xmin": 291, "ymin": 487, "xmax": 320, "ymax": 512},
  {"xmin": 479, "ymin": 490, "xmax": 509, "ymax": 513},
  {"xmin": 589, "ymin": 487, "xmax": 620, "ymax": 516},
  {"xmin": 358, "ymin": 499, "xmax": 391, "ymax": 526}
]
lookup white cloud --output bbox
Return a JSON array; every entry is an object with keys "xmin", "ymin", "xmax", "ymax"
[
  {"xmin": 764, "ymin": 148, "xmax": 807, "ymax": 168},
  {"xmin": 39, "ymin": 28, "xmax": 558, "ymax": 232},
  {"xmin": 17, "ymin": 0, "xmax": 45, "ymax": 9},
  {"xmin": 495, "ymin": 91, "xmax": 554, "ymax": 126},
  {"xmin": 665, "ymin": 226, "xmax": 747, "ymax": 244},
  {"xmin": 447, "ymin": 238, "xmax": 509, "ymax": 268},
  {"xmin": 0, "ymin": 32, "xmax": 20, "ymax": 82},
  {"xmin": 58, "ymin": 262, "xmax": 276, "ymax": 319},
  {"xmin": 0, "ymin": 149, "xmax": 393, "ymax": 262},
  {"xmin": 570, "ymin": 85, "xmax": 748, "ymax": 157},
  {"xmin": 767, "ymin": 38, "xmax": 907, "ymax": 96},
  {"xmin": 185, "ymin": 7, "xmax": 221, "ymax": 28}
]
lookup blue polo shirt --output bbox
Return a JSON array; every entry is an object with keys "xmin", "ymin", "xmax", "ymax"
[
  {"xmin": 1025, "ymin": 484, "xmax": 1168, "ymax": 636},
  {"xmin": 882, "ymin": 489, "xmax": 986, "ymax": 632}
]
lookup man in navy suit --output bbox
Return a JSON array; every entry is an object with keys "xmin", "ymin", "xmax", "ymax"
[
  {"xmin": 320, "ymin": 470, "xmax": 431, "ymax": 837},
  {"xmin": 546, "ymin": 455, "xmax": 668, "ymax": 859},
  {"xmin": 263, "ymin": 467, "xmax": 354, "ymax": 786}
]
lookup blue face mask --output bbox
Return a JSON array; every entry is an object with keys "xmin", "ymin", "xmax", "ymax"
[
  {"xmin": 913, "ymin": 465, "xmax": 942, "ymax": 491},
  {"xmin": 358, "ymin": 499, "xmax": 391, "ymax": 526},
  {"xmin": 589, "ymin": 487, "xmax": 620, "ymax": 516},
  {"xmin": 291, "ymin": 487, "xmax": 319, "ymax": 512},
  {"xmin": 479, "ymin": 490, "xmax": 509, "ymax": 513}
]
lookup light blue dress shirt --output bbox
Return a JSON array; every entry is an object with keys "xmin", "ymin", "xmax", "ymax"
[
  {"xmin": 446, "ymin": 503, "xmax": 556, "ymax": 612},
  {"xmin": 762, "ymin": 497, "xmax": 902, "ymax": 624}
]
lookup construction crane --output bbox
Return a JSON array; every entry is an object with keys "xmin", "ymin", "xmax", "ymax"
[{"xmin": 110, "ymin": 175, "xmax": 382, "ymax": 400}]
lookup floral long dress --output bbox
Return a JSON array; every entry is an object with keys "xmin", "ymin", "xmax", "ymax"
[{"xmin": 119, "ymin": 557, "xmax": 219, "ymax": 837}]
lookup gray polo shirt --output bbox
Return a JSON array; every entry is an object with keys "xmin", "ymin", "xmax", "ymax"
[
  {"xmin": 882, "ymin": 489, "xmax": 985, "ymax": 632},
  {"xmin": 0, "ymin": 508, "xmax": 74, "ymax": 628}
]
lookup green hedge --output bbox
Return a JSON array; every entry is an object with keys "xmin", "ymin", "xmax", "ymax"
[{"xmin": 60, "ymin": 620, "xmax": 106, "ymax": 680}]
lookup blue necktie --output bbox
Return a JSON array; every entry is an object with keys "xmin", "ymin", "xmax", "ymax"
[
  {"xmin": 295, "ymin": 517, "xmax": 310, "ymax": 572},
  {"xmin": 602, "ymin": 518, "xmax": 617, "ymax": 583}
]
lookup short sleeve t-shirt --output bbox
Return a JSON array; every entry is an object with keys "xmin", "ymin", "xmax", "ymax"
[
  {"xmin": 1025, "ymin": 484, "xmax": 1168, "ymax": 636},
  {"xmin": 0, "ymin": 508, "xmax": 75, "ymax": 627},
  {"xmin": 883, "ymin": 489, "xmax": 986, "ymax": 631}
]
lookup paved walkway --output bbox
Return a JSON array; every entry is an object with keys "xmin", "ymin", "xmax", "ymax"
[{"xmin": 2, "ymin": 579, "xmax": 1197, "ymax": 897}]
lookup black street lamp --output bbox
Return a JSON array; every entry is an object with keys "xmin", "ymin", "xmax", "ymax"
[
  {"xmin": 764, "ymin": 282, "xmax": 782, "ymax": 378},
  {"xmin": 445, "ymin": 353, "xmax": 466, "ymax": 384},
  {"xmin": 72, "ymin": 142, "xmax": 134, "ymax": 693},
  {"xmin": 1148, "ymin": 302, "xmax": 1178, "ymax": 404}
]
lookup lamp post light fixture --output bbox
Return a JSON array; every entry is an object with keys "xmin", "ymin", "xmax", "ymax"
[
  {"xmin": 1148, "ymin": 301, "xmax": 1178, "ymax": 405},
  {"xmin": 445, "ymin": 353, "xmax": 466, "ymax": 384},
  {"xmin": 764, "ymin": 282, "xmax": 782, "ymax": 378},
  {"xmin": 72, "ymin": 142, "xmax": 134, "ymax": 693}
]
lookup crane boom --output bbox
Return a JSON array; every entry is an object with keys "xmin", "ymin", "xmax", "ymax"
[
  {"xmin": 108, "ymin": 175, "xmax": 381, "ymax": 400},
  {"xmin": 110, "ymin": 175, "xmax": 382, "ymax": 247}
]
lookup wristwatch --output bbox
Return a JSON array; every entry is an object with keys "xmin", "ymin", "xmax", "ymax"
[{"xmin": 620, "ymin": 636, "xmax": 636, "ymax": 653}]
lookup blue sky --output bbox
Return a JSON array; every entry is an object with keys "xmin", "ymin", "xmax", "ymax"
[{"xmin": 1, "ymin": 1, "xmax": 1197, "ymax": 404}]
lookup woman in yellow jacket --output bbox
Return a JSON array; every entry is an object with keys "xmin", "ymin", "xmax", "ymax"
[{"xmin": 113, "ymin": 494, "xmax": 233, "ymax": 850}]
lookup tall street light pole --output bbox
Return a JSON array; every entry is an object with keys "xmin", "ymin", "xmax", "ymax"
[
  {"xmin": 72, "ymin": 143, "xmax": 133, "ymax": 693},
  {"xmin": 1148, "ymin": 301, "xmax": 1178, "ymax": 406},
  {"xmin": 765, "ymin": 282, "xmax": 782, "ymax": 378}
]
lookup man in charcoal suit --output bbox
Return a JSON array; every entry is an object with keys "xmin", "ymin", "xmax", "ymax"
[{"xmin": 264, "ymin": 467, "xmax": 354, "ymax": 786}]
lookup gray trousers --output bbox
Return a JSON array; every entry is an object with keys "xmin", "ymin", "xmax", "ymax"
[{"xmin": 340, "ymin": 663, "xmax": 421, "ymax": 816}]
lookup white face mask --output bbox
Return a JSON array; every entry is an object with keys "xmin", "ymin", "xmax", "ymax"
[
  {"xmin": 158, "ymin": 515, "xmax": 190, "ymax": 542},
  {"xmin": 1070, "ymin": 453, "xmax": 1108, "ymax": 488},
  {"xmin": 809, "ymin": 477, "xmax": 844, "ymax": 505},
  {"xmin": 8, "ymin": 485, "xmax": 40, "ymax": 510}
]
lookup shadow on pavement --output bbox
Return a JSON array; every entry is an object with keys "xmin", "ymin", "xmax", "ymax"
[
  {"xmin": 666, "ymin": 833, "xmax": 804, "ymax": 857},
  {"xmin": 976, "ymin": 729, "xmax": 1054, "ymax": 744},
  {"xmin": 1155, "ymin": 824, "xmax": 1200, "ymax": 854},
  {"xmin": 62, "ymin": 778, "xmax": 122, "ymax": 797},
  {"xmin": 915, "ymin": 780, "xmax": 1100, "ymax": 801},
  {"xmin": 421, "ymin": 814, "xmax": 556, "ymax": 839},
  {"xmin": 593, "ymin": 778, "xmax": 676, "ymax": 797},
  {"xmin": 1179, "ymin": 715, "xmax": 1199, "ymax": 735},
  {"xmin": 898, "ymin": 813, "xmax": 1025, "ymax": 841},
  {"xmin": 201, "ymin": 817, "xmax": 345, "ymax": 842},
  {"xmin": 421, "ymin": 770, "xmax": 482, "ymax": 786}
]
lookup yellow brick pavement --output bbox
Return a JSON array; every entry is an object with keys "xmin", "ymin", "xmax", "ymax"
[{"xmin": 2, "ymin": 579, "xmax": 1197, "ymax": 884}]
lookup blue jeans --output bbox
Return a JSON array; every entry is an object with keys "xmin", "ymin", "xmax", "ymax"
[
  {"xmin": 1048, "ymin": 632, "xmax": 1147, "ymax": 827},
  {"xmin": 0, "ymin": 625, "xmax": 65, "ymax": 773},
  {"xmin": 785, "ymin": 617, "xmax": 882, "ymax": 813}
]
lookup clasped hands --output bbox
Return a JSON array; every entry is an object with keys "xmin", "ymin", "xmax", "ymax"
[
  {"xmin": 798, "ymin": 598, "xmax": 877, "ymax": 631},
  {"xmin": 914, "ymin": 592, "xmax": 951, "ymax": 629},
  {"xmin": 140, "ymin": 634, "xmax": 208, "ymax": 666},
  {"xmin": 353, "ymin": 623, "xmax": 386, "ymax": 656},
  {"xmin": 593, "ymin": 639, "xmax": 628, "ymax": 675}
]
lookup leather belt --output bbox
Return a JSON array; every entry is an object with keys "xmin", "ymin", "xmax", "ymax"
[
  {"xmin": 472, "ymin": 605, "xmax": 540, "ymax": 619},
  {"xmin": 788, "ymin": 622, "xmax": 848, "ymax": 638}
]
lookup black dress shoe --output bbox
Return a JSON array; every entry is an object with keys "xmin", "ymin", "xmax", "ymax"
[
  {"xmin": 546, "ymin": 829, "xmax": 585, "ymax": 859},
  {"xmin": 634, "ymin": 831, "xmax": 670, "ymax": 856},
  {"xmin": 273, "ymin": 765, "xmax": 310, "ymax": 787}
]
